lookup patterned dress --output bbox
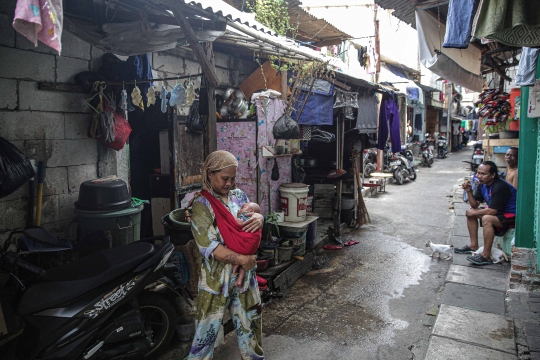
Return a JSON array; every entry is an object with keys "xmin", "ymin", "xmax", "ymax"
[{"xmin": 188, "ymin": 189, "xmax": 264, "ymax": 360}]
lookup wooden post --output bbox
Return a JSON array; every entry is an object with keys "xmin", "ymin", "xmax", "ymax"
[
  {"xmin": 374, "ymin": 3, "xmax": 380, "ymax": 83},
  {"xmin": 168, "ymin": 3, "xmax": 220, "ymax": 88},
  {"xmin": 281, "ymin": 70, "xmax": 288, "ymax": 100}
]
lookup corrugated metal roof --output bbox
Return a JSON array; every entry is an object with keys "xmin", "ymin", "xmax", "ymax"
[
  {"xmin": 374, "ymin": 0, "xmax": 449, "ymax": 29},
  {"xmin": 288, "ymin": 0, "xmax": 353, "ymax": 46},
  {"xmin": 186, "ymin": 0, "xmax": 278, "ymax": 36}
]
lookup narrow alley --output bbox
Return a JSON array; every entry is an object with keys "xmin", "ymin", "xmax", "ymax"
[{"xmin": 213, "ymin": 151, "xmax": 470, "ymax": 360}]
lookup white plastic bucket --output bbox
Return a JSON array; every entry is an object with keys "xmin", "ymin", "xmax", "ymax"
[{"xmin": 280, "ymin": 184, "xmax": 309, "ymax": 222}]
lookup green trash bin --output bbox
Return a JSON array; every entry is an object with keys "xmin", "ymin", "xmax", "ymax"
[{"xmin": 75, "ymin": 205, "xmax": 144, "ymax": 248}]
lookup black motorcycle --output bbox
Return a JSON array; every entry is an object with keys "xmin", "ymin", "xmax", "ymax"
[
  {"xmin": 0, "ymin": 228, "xmax": 190, "ymax": 360},
  {"xmin": 436, "ymin": 132, "xmax": 449, "ymax": 159}
]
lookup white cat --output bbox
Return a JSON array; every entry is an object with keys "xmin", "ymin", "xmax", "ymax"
[
  {"xmin": 425, "ymin": 241, "xmax": 454, "ymax": 260},
  {"xmin": 471, "ymin": 246, "xmax": 509, "ymax": 263}
]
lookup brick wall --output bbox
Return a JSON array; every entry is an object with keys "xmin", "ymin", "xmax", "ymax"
[
  {"xmin": 510, "ymin": 248, "xmax": 540, "ymax": 289},
  {"xmin": 0, "ymin": 0, "xmax": 257, "ymax": 242}
]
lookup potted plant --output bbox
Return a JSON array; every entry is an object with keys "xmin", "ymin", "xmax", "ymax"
[{"xmin": 262, "ymin": 212, "xmax": 281, "ymax": 244}]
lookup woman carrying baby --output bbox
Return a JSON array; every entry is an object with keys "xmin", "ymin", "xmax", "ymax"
[{"xmin": 188, "ymin": 150, "xmax": 265, "ymax": 360}]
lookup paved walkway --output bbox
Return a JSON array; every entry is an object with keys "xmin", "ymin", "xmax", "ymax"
[{"xmin": 424, "ymin": 182, "xmax": 540, "ymax": 359}]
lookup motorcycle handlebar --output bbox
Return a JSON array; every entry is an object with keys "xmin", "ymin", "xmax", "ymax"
[{"xmin": 4, "ymin": 252, "xmax": 46, "ymax": 277}]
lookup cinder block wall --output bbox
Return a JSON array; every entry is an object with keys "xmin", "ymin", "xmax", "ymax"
[{"xmin": 0, "ymin": 0, "xmax": 257, "ymax": 242}]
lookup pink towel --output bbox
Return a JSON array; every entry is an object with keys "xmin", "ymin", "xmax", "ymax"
[{"xmin": 13, "ymin": 0, "xmax": 63, "ymax": 54}]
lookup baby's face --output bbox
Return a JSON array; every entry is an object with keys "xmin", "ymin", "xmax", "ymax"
[{"xmin": 240, "ymin": 204, "xmax": 256, "ymax": 214}]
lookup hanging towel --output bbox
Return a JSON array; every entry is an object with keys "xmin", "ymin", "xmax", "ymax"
[
  {"xmin": 472, "ymin": 0, "xmax": 540, "ymax": 47},
  {"xmin": 13, "ymin": 0, "xmax": 63, "ymax": 54},
  {"xmin": 200, "ymin": 190, "xmax": 261, "ymax": 256},
  {"xmin": 443, "ymin": 0, "xmax": 479, "ymax": 49}
]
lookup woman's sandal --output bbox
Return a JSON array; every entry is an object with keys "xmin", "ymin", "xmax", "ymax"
[
  {"xmin": 323, "ymin": 245, "xmax": 343, "ymax": 250},
  {"xmin": 344, "ymin": 240, "xmax": 359, "ymax": 246}
]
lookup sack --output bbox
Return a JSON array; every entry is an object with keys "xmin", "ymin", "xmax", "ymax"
[
  {"xmin": 187, "ymin": 100, "xmax": 206, "ymax": 133},
  {"xmin": 0, "ymin": 137, "xmax": 36, "ymax": 198},
  {"xmin": 273, "ymin": 114, "xmax": 299, "ymax": 139}
]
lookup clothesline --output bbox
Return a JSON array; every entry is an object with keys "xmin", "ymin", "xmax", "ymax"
[{"xmin": 104, "ymin": 73, "xmax": 203, "ymax": 86}]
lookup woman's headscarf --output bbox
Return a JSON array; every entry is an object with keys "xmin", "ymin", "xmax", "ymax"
[{"xmin": 202, "ymin": 150, "xmax": 238, "ymax": 191}]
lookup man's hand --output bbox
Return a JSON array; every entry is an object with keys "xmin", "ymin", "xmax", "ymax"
[
  {"xmin": 242, "ymin": 213, "xmax": 264, "ymax": 233},
  {"xmin": 466, "ymin": 208, "xmax": 481, "ymax": 217},
  {"xmin": 462, "ymin": 181, "xmax": 472, "ymax": 192}
]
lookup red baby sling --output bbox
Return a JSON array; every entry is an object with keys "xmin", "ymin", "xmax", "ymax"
[{"xmin": 200, "ymin": 190, "xmax": 261, "ymax": 255}]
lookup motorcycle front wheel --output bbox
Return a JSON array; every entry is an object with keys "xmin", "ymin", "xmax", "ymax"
[
  {"xmin": 438, "ymin": 148, "xmax": 444, "ymax": 159},
  {"xmin": 394, "ymin": 169, "xmax": 404, "ymax": 185},
  {"xmin": 139, "ymin": 293, "xmax": 178, "ymax": 359},
  {"xmin": 409, "ymin": 167, "xmax": 417, "ymax": 181}
]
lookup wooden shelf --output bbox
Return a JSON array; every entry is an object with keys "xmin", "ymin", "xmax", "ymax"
[{"xmin": 486, "ymin": 139, "xmax": 519, "ymax": 147}]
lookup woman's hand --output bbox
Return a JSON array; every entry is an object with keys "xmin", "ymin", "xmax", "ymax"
[
  {"xmin": 242, "ymin": 213, "xmax": 264, "ymax": 233},
  {"xmin": 240, "ymin": 254, "xmax": 256, "ymax": 272}
]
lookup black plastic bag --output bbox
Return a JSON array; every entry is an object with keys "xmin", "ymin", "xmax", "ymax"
[
  {"xmin": 273, "ymin": 115, "xmax": 299, "ymax": 139},
  {"xmin": 271, "ymin": 158, "xmax": 279, "ymax": 181},
  {"xmin": 0, "ymin": 137, "xmax": 35, "ymax": 198},
  {"xmin": 187, "ymin": 100, "xmax": 206, "ymax": 133}
]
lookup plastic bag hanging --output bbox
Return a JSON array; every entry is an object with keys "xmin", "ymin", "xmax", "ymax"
[
  {"xmin": 0, "ymin": 137, "xmax": 36, "ymax": 198},
  {"xmin": 273, "ymin": 114, "xmax": 300, "ymax": 139},
  {"xmin": 160, "ymin": 85, "xmax": 168, "ymax": 113},
  {"xmin": 185, "ymin": 79, "xmax": 195, "ymax": 106},
  {"xmin": 271, "ymin": 158, "xmax": 280, "ymax": 181},
  {"xmin": 169, "ymin": 79, "xmax": 186, "ymax": 107}
]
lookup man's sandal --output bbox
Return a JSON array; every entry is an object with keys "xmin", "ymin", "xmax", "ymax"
[
  {"xmin": 454, "ymin": 245, "xmax": 476, "ymax": 254},
  {"xmin": 466, "ymin": 253, "xmax": 493, "ymax": 266}
]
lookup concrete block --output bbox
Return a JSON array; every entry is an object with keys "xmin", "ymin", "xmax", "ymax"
[
  {"xmin": 532, "ymin": 352, "xmax": 540, "ymax": 360},
  {"xmin": 65, "ymin": 113, "xmax": 91, "ymax": 139},
  {"xmin": 433, "ymin": 304, "xmax": 515, "ymax": 354},
  {"xmin": 0, "ymin": 198, "xmax": 28, "ymax": 231},
  {"xmin": 97, "ymin": 143, "xmax": 129, "ymax": 182},
  {"xmin": 60, "ymin": 31, "xmax": 91, "ymax": 60},
  {"xmin": 526, "ymin": 323, "xmax": 540, "ymax": 338},
  {"xmin": 47, "ymin": 139, "xmax": 97, "ymax": 167},
  {"xmin": 184, "ymin": 59, "xmax": 200, "ymax": 76},
  {"xmin": 40, "ymin": 192, "xmax": 78, "ymax": 224},
  {"xmin": 19, "ymin": 81, "xmax": 90, "ymax": 113},
  {"xmin": 441, "ymin": 282, "xmax": 506, "ymax": 315},
  {"xmin": 56, "ymin": 56, "xmax": 89, "ymax": 84},
  {"xmin": 0, "ymin": 14, "xmax": 15, "ymax": 47},
  {"xmin": 425, "ymin": 336, "xmax": 515, "ymax": 360},
  {"xmin": 68, "ymin": 164, "xmax": 97, "ymax": 192},
  {"xmin": 529, "ymin": 336, "xmax": 540, "ymax": 352},
  {"xmin": 43, "ymin": 167, "xmax": 68, "ymax": 196},
  {"xmin": 13, "ymin": 139, "xmax": 53, "ymax": 166},
  {"xmin": 0, "ymin": 47, "xmax": 55, "ymax": 81},
  {"xmin": 90, "ymin": 46, "xmax": 106, "ymax": 71},
  {"xmin": 0, "ymin": 111, "xmax": 64, "ymax": 140},
  {"xmin": 15, "ymin": 31, "xmax": 58, "ymax": 55},
  {"xmin": 153, "ymin": 53, "xmax": 184, "ymax": 75},
  {"xmin": 0, "ymin": 78, "xmax": 17, "ymax": 110},
  {"xmin": 214, "ymin": 52, "xmax": 231, "ymax": 69},
  {"xmin": 446, "ymin": 264, "xmax": 508, "ymax": 292}
]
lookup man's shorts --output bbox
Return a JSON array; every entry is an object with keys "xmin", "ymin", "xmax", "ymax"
[{"xmin": 494, "ymin": 213, "xmax": 516, "ymax": 237}]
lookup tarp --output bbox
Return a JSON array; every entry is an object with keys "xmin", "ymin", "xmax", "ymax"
[
  {"xmin": 291, "ymin": 81, "xmax": 334, "ymax": 125},
  {"xmin": 415, "ymin": 10, "xmax": 483, "ymax": 92}
]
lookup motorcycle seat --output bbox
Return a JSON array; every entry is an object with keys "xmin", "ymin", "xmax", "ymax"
[{"xmin": 17, "ymin": 242, "xmax": 155, "ymax": 316}]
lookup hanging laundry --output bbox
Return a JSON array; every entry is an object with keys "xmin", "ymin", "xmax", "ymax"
[
  {"xmin": 185, "ymin": 81, "xmax": 195, "ymax": 106},
  {"xmin": 377, "ymin": 92, "xmax": 401, "ymax": 153},
  {"xmin": 515, "ymin": 47, "xmax": 540, "ymax": 86},
  {"xmin": 147, "ymin": 86, "xmax": 156, "ymax": 106},
  {"xmin": 366, "ymin": 42, "xmax": 378, "ymax": 75},
  {"xmin": 120, "ymin": 89, "xmax": 128, "ymax": 111},
  {"xmin": 169, "ymin": 83, "xmax": 186, "ymax": 107},
  {"xmin": 472, "ymin": 0, "xmax": 540, "ymax": 47},
  {"xmin": 100, "ymin": 111, "xmax": 115, "ymax": 143},
  {"xmin": 160, "ymin": 85, "xmax": 168, "ymax": 113},
  {"xmin": 442, "ymin": 0, "xmax": 479, "ymax": 49},
  {"xmin": 13, "ymin": 0, "xmax": 63, "ymax": 54},
  {"xmin": 131, "ymin": 85, "xmax": 144, "ymax": 111}
]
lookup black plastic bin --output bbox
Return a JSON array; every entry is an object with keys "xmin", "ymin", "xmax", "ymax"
[{"xmin": 162, "ymin": 215, "xmax": 193, "ymax": 246}]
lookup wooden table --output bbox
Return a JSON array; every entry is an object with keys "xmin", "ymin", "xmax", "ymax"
[{"xmin": 369, "ymin": 172, "xmax": 394, "ymax": 193}]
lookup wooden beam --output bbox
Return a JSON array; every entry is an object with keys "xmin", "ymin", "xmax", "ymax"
[
  {"xmin": 167, "ymin": 2, "xmax": 220, "ymax": 87},
  {"xmin": 203, "ymin": 42, "xmax": 217, "ymax": 157}
]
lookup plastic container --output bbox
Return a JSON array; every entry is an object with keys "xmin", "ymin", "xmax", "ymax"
[
  {"xmin": 261, "ymin": 244, "xmax": 279, "ymax": 267},
  {"xmin": 279, "ymin": 183, "xmax": 309, "ymax": 222},
  {"xmin": 75, "ymin": 177, "xmax": 131, "ymax": 212},
  {"xmin": 75, "ymin": 205, "xmax": 143, "ymax": 248},
  {"xmin": 280, "ymin": 225, "xmax": 308, "ymax": 239},
  {"xmin": 498, "ymin": 130, "xmax": 519, "ymax": 139},
  {"xmin": 162, "ymin": 215, "xmax": 193, "ymax": 246},
  {"xmin": 278, "ymin": 246, "xmax": 293, "ymax": 262}
]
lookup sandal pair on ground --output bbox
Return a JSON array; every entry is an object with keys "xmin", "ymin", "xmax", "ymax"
[
  {"xmin": 454, "ymin": 245, "xmax": 493, "ymax": 265},
  {"xmin": 323, "ymin": 240, "xmax": 359, "ymax": 251}
]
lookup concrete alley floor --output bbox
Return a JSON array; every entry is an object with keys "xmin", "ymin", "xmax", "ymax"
[{"xmin": 212, "ymin": 150, "xmax": 472, "ymax": 360}]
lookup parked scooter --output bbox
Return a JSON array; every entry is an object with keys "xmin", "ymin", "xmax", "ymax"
[
  {"xmin": 418, "ymin": 135, "xmax": 434, "ymax": 167},
  {"xmin": 435, "ymin": 132, "xmax": 449, "ymax": 159},
  {"xmin": 383, "ymin": 144, "xmax": 416, "ymax": 185},
  {"xmin": 434, "ymin": 133, "xmax": 449, "ymax": 159},
  {"xmin": 0, "ymin": 229, "xmax": 191, "ymax": 360},
  {"xmin": 363, "ymin": 148, "xmax": 377, "ymax": 178}
]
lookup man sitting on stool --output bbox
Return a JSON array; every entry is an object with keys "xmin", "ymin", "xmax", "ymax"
[{"xmin": 454, "ymin": 161, "xmax": 517, "ymax": 265}]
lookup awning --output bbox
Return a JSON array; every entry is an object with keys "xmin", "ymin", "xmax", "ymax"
[{"xmin": 416, "ymin": 10, "xmax": 483, "ymax": 92}]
